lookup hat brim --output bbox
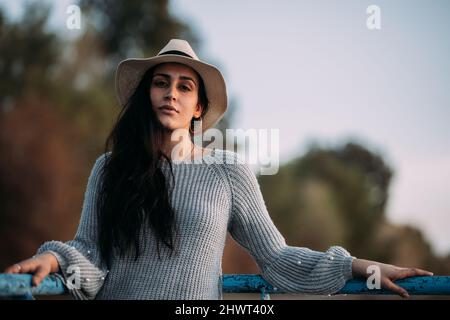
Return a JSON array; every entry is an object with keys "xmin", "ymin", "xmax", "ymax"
[{"xmin": 115, "ymin": 55, "xmax": 227, "ymax": 131}]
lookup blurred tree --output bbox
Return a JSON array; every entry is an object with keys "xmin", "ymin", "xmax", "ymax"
[
  {"xmin": 259, "ymin": 142, "xmax": 393, "ymax": 258},
  {"xmin": 374, "ymin": 222, "xmax": 450, "ymax": 273},
  {"xmin": 78, "ymin": 0, "xmax": 199, "ymax": 68},
  {"xmin": 374, "ymin": 223, "xmax": 434, "ymax": 267},
  {"xmin": 0, "ymin": 96, "xmax": 84, "ymax": 267},
  {"xmin": 0, "ymin": 3, "xmax": 59, "ymax": 108},
  {"xmin": 255, "ymin": 141, "xmax": 449, "ymax": 274}
]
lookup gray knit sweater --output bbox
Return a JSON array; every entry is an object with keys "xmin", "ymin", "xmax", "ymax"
[{"xmin": 37, "ymin": 148, "xmax": 355, "ymax": 300}]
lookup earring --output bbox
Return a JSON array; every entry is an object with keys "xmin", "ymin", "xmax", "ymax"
[{"xmin": 190, "ymin": 117, "xmax": 203, "ymax": 135}]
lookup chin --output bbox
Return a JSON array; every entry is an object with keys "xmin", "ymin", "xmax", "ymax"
[
  {"xmin": 158, "ymin": 121, "xmax": 184, "ymax": 133},
  {"xmin": 156, "ymin": 118, "xmax": 175, "ymax": 128}
]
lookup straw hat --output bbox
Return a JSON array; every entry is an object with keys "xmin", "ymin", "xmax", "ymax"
[{"xmin": 115, "ymin": 39, "xmax": 228, "ymax": 130}]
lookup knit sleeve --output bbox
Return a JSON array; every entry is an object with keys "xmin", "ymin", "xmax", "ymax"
[
  {"xmin": 225, "ymin": 153, "xmax": 355, "ymax": 295},
  {"xmin": 36, "ymin": 153, "xmax": 110, "ymax": 300}
]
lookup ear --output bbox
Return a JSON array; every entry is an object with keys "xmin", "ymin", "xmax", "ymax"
[{"xmin": 193, "ymin": 103, "xmax": 203, "ymax": 118}]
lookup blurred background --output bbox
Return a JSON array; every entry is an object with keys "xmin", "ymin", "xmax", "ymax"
[{"xmin": 1, "ymin": 0, "xmax": 449, "ymax": 298}]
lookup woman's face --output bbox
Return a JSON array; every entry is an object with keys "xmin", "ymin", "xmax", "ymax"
[{"xmin": 150, "ymin": 63, "xmax": 202, "ymax": 132}]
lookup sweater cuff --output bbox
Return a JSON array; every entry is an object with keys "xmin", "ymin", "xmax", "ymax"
[
  {"xmin": 342, "ymin": 255, "xmax": 356, "ymax": 281},
  {"xmin": 38, "ymin": 250, "xmax": 68, "ymax": 277}
]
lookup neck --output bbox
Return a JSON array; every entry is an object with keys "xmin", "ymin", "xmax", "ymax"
[{"xmin": 161, "ymin": 129, "xmax": 195, "ymax": 161}]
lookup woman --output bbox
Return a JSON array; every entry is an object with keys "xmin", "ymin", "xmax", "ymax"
[{"xmin": 4, "ymin": 39, "xmax": 433, "ymax": 300}]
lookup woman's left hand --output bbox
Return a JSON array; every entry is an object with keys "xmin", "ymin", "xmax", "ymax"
[{"xmin": 351, "ymin": 258, "xmax": 434, "ymax": 298}]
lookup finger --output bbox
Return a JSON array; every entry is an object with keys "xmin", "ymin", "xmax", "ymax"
[
  {"xmin": 32, "ymin": 266, "xmax": 50, "ymax": 287},
  {"xmin": 15, "ymin": 261, "xmax": 36, "ymax": 274},
  {"xmin": 4, "ymin": 263, "xmax": 27, "ymax": 274},
  {"xmin": 383, "ymin": 279, "xmax": 410, "ymax": 299},
  {"xmin": 399, "ymin": 268, "xmax": 433, "ymax": 279},
  {"xmin": 4, "ymin": 256, "xmax": 41, "ymax": 274},
  {"xmin": 3, "ymin": 265, "xmax": 19, "ymax": 274},
  {"xmin": 411, "ymin": 268, "xmax": 434, "ymax": 276}
]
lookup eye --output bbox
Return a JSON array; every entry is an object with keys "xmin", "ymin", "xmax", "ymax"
[
  {"xmin": 179, "ymin": 85, "xmax": 191, "ymax": 92},
  {"xmin": 153, "ymin": 80, "xmax": 167, "ymax": 87}
]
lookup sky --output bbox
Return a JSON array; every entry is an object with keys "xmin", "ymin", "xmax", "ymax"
[{"xmin": 1, "ymin": 0, "xmax": 449, "ymax": 255}]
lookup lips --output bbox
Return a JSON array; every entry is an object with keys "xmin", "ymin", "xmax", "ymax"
[{"xmin": 159, "ymin": 105, "xmax": 178, "ymax": 113}]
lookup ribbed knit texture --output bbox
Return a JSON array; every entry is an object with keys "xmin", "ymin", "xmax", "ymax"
[{"xmin": 37, "ymin": 148, "xmax": 355, "ymax": 300}]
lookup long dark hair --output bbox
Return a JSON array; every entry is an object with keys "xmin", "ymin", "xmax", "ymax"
[{"xmin": 96, "ymin": 64, "xmax": 209, "ymax": 267}]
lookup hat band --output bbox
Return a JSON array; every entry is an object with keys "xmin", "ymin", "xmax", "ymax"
[{"xmin": 158, "ymin": 50, "xmax": 193, "ymax": 59}]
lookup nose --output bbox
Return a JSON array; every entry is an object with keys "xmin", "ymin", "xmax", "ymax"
[{"xmin": 164, "ymin": 83, "xmax": 178, "ymax": 101}]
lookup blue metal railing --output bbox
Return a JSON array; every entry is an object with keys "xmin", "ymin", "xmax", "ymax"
[
  {"xmin": 1, "ymin": 273, "xmax": 450, "ymax": 300},
  {"xmin": 222, "ymin": 274, "xmax": 450, "ymax": 299}
]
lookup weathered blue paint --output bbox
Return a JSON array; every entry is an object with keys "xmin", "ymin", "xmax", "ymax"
[
  {"xmin": 338, "ymin": 276, "xmax": 450, "ymax": 295},
  {"xmin": 0, "ymin": 274, "xmax": 67, "ymax": 299},
  {"xmin": 222, "ymin": 274, "xmax": 276, "ymax": 299},
  {"xmin": 1, "ymin": 274, "xmax": 449, "ymax": 299},
  {"xmin": 222, "ymin": 274, "xmax": 275, "ymax": 293}
]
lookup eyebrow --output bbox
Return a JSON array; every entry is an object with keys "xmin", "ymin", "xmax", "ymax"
[{"xmin": 153, "ymin": 73, "xmax": 197, "ymax": 86}]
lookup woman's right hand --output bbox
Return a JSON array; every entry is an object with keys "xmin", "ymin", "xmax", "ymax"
[{"xmin": 3, "ymin": 252, "xmax": 60, "ymax": 287}]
